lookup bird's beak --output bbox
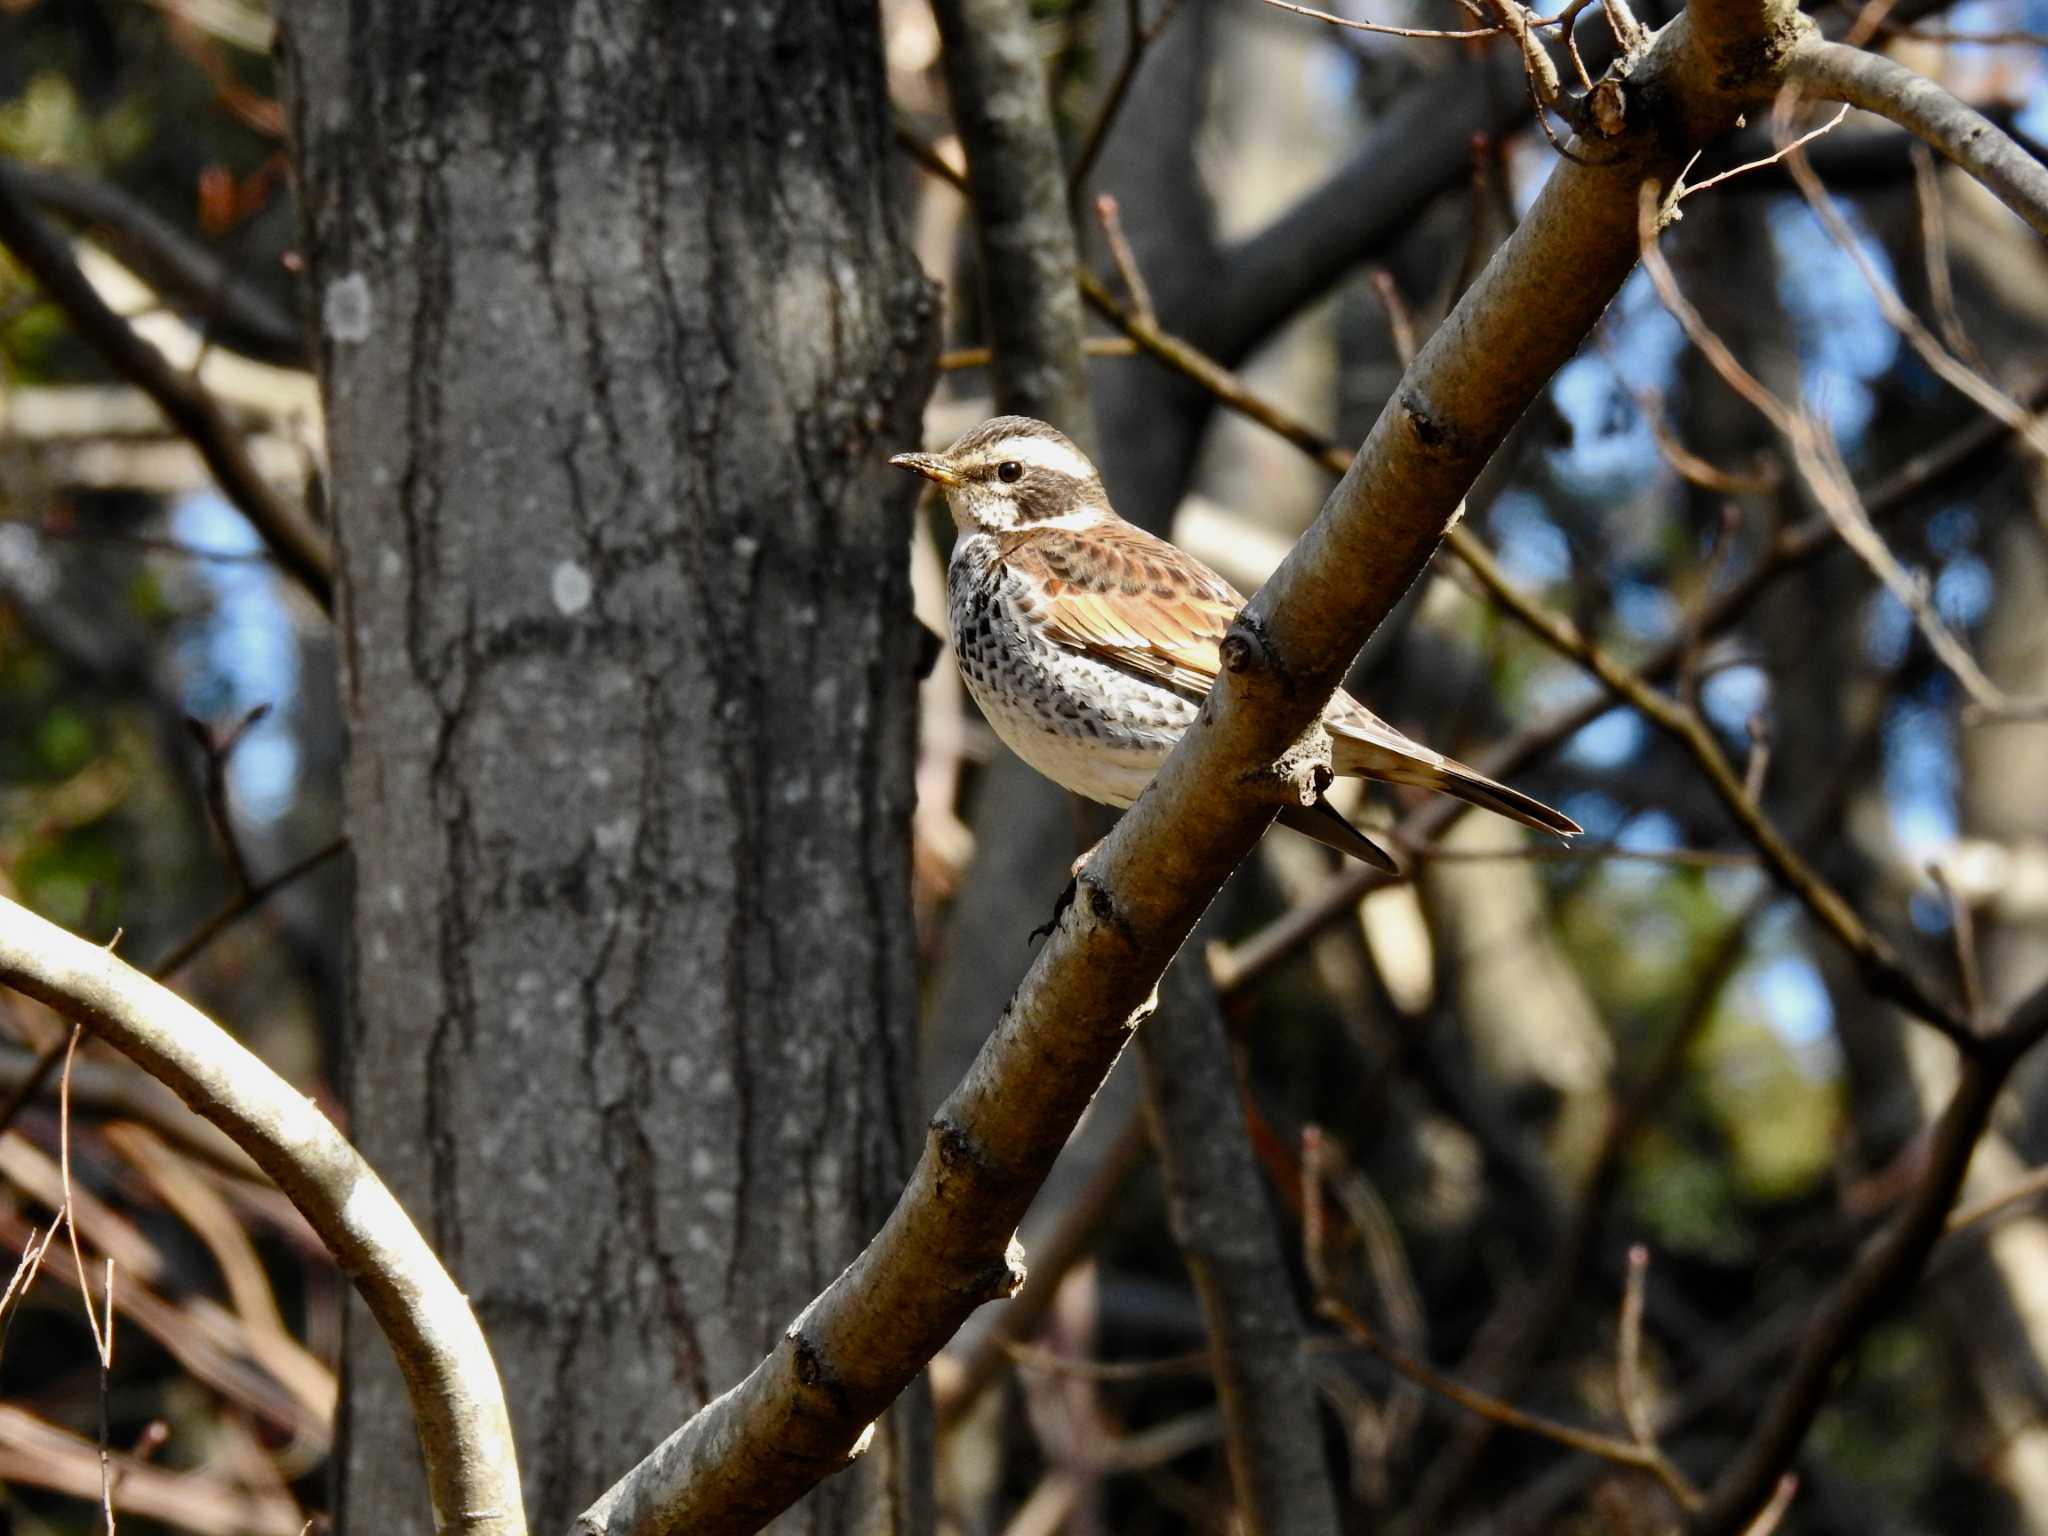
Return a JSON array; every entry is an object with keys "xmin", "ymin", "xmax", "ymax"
[{"xmin": 890, "ymin": 451, "xmax": 963, "ymax": 488}]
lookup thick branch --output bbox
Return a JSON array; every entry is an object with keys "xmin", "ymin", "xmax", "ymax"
[
  {"xmin": 1138, "ymin": 958, "xmax": 1342, "ymax": 1536},
  {"xmin": 930, "ymin": 0, "xmax": 1095, "ymax": 440},
  {"xmin": 14, "ymin": 166, "xmax": 308, "ymax": 366},
  {"xmin": 0, "ymin": 162, "xmax": 335, "ymax": 611},
  {"xmin": 573, "ymin": 4, "xmax": 1799, "ymax": 1530},
  {"xmin": 0, "ymin": 898, "xmax": 523, "ymax": 1536},
  {"xmin": 1786, "ymin": 40, "xmax": 2048, "ymax": 237}
]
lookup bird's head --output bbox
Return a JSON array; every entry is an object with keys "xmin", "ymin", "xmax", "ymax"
[{"xmin": 890, "ymin": 415, "xmax": 1110, "ymax": 534}]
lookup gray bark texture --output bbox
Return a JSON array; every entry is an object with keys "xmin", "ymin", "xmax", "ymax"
[
  {"xmin": 1138, "ymin": 956, "xmax": 1343, "ymax": 1536},
  {"xmin": 280, "ymin": 6, "xmax": 936, "ymax": 1532}
]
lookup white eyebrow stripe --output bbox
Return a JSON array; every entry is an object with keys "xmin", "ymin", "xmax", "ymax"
[{"xmin": 983, "ymin": 435, "xmax": 1097, "ymax": 480}]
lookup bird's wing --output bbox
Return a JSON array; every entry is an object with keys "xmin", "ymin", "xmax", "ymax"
[{"xmin": 999, "ymin": 520, "xmax": 1244, "ymax": 703}]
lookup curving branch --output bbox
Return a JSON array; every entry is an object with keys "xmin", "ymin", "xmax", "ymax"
[
  {"xmin": 0, "ymin": 898, "xmax": 524, "ymax": 1536},
  {"xmin": 0, "ymin": 161, "xmax": 335, "ymax": 612},
  {"xmin": 1786, "ymin": 39, "xmax": 2048, "ymax": 237}
]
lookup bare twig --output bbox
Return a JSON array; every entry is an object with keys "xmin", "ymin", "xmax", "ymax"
[
  {"xmin": 1872, "ymin": 18, "xmax": 2048, "ymax": 44},
  {"xmin": 1002, "ymin": 1342, "xmax": 1212, "ymax": 1383},
  {"xmin": 1926, "ymin": 864, "xmax": 1986, "ymax": 1026},
  {"xmin": 1640, "ymin": 176, "xmax": 2046, "ymax": 728},
  {"xmin": 1910, "ymin": 142, "xmax": 1987, "ymax": 372},
  {"xmin": 0, "ymin": 1222, "xmax": 59, "ymax": 1355},
  {"xmin": 0, "ymin": 162, "xmax": 333, "ymax": 612},
  {"xmin": 1070, "ymin": 0, "xmax": 1184, "ymax": 200},
  {"xmin": 1257, "ymin": 0, "xmax": 1510, "ymax": 41},
  {"xmin": 1948, "ymin": 1164, "xmax": 2048, "ymax": 1235},
  {"xmin": 1777, "ymin": 102, "xmax": 2048, "ymax": 464},
  {"xmin": 1617, "ymin": 1244, "xmax": 1655, "ymax": 1446},
  {"xmin": 1315, "ymin": 1287, "xmax": 1701, "ymax": 1509},
  {"xmin": 145, "ymin": 835, "xmax": 346, "ymax": 981},
  {"xmin": 1095, "ymin": 193, "xmax": 1156, "ymax": 328},
  {"xmin": 57, "ymin": 1026, "xmax": 118, "ymax": 1535},
  {"xmin": 0, "ymin": 1036, "xmax": 67, "ymax": 1141},
  {"xmin": 186, "ymin": 705, "xmax": 272, "ymax": 896},
  {"xmin": 1677, "ymin": 102, "xmax": 1849, "ymax": 199},
  {"xmin": 938, "ymin": 337, "xmax": 1136, "ymax": 371}
]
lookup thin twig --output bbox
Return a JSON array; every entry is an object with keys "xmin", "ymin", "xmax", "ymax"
[
  {"xmin": 1872, "ymin": 18, "xmax": 2048, "ymax": 44},
  {"xmin": 1370, "ymin": 269, "xmax": 1419, "ymax": 369},
  {"xmin": 1256, "ymin": 0, "xmax": 1510, "ymax": 42},
  {"xmin": 1777, "ymin": 97, "xmax": 2048, "ymax": 465},
  {"xmin": 0, "ymin": 1036, "xmax": 68, "ymax": 1141},
  {"xmin": 0, "ymin": 1221, "xmax": 59, "ymax": 1356},
  {"xmin": 1677, "ymin": 103, "xmax": 1848, "ymax": 200},
  {"xmin": 145, "ymin": 836, "xmax": 346, "ymax": 981},
  {"xmin": 187, "ymin": 704, "xmax": 272, "ymax": 896},
  {"xmin": 894, "ymin": 122, "xmax": 970, "ymax": 194},
  {"xmin": 1618, "ymin": 1244, "xmax": 1655, "ymax": 1446},
  {"xmin": 1926, "ymin": 864, "xmax": 1986, "ymax": 1027},
  {"xmin": 1639, "ymin": 178, "xmax": 2046, "ymax": 733},
  {"xmin": 1003, "ymin": 1342, "xmax": 1213, "ymax": 1383},
  {"xmin": 1910, "ymin": 142, "xmax": 1987, "ymax": 373},
  {"xmin": 1316, "ymin": 1294, "xmax": 1703, "ymax": 1510},
  {"xmin": 1069, "ymin": 0, "xmax": 1184, "ymax": 201},
  {"xmin": 1095, "ymin": 194, "xmax": 1156, "ymax": 328},
  {"xmin": 939, "ymin": 337, "xmax": 1136, "ymax": 371},
  {"xmin": 1947, "ymin": 1163, "xmax": 2048, "ymax": 1235},
  {"xmin": 58, "ymin": 1025, "xmax": 119, "ymax": 1534}
]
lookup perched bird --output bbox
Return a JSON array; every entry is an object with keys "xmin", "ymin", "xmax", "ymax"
[{"xmin": 891, "ymin": 415, "xmax": 1579, "ymax": 870}]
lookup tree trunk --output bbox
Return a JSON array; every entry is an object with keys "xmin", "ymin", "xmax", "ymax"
[{"xmin": 281, "ymin": 6, "xmax": 935, "ymax": 1531}]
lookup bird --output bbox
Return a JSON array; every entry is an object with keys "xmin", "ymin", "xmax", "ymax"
[{"xmin": 890, "ymin": 415, "xmax": 1580, "ymax": 871}]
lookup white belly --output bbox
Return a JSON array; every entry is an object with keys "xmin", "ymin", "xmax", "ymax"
[
  {"xmin": 949, "ymin": 535, "xmax": 1197, "ymax": 809},
  {"xmin": 966, "ymin": 675, "xmax": 1173, "ymax": 809}
]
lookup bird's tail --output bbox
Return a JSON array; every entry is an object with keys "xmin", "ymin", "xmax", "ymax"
[
  {"xmin": 1331, "ymin": 721, "xmax": 1581, "ymax": 838},
  {"xmin": 1276, "ymin": 799, "xmax": 1401, "ymax": 872}
]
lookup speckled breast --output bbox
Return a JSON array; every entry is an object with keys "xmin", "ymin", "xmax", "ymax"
[{"xmin": 947, "ymin": 535, "xmax": 1198, "ymax": 810}]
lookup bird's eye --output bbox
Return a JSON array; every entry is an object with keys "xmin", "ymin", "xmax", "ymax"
[{"xmin": 997, "ymin": 461, "xmax": 1024, "ymax": 484}]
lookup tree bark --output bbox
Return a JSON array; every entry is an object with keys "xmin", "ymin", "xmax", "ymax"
[
  {"xmin": 281, "ymin": 6, "xmax": 934, "ymax": 1532},
  {"xmin": 1138, "ymin": 955, "xmax": 1343, "ymax": 1536}
]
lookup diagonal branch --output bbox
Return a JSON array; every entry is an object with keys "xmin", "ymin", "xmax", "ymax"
[
  {"xmin": 12, "ymin": 165, "xmax": 307, "ymax": 367},
  {"xmin": 0, "ymin": 161, "xmax": 334, "ymax": 612},
  {"xmin": 1784, "ymin": 39, "xmax": 2048, "ymax": 237}
]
